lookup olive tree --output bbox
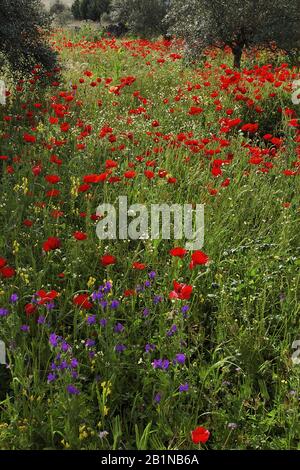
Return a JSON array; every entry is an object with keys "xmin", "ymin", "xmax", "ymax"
[
  {"xmin": 166, "ymin": 0, "xmax": 300, "ymax": 67},
  {"xmin": 71, "ymin": 0, "xmax": 110, "ymax": 21}
]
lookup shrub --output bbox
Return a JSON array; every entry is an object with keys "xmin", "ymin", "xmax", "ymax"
[
  {"xmin": 71, "ymin": 0, "xmax": 110, "ymax": 21},
  {"xmin": 110, "ymin": 0, "xmax": 169, "ymax": 37},
  {"xmin": 0, "ymin": 0, "xmax": 57, "ymax": 74},
  {"xmin": 50, "ymin": 0, "xmax": 66, "ymax": 15},
  {"xmin": 166, "ymin": 0, "xmax": 300, "ymax": 68}
]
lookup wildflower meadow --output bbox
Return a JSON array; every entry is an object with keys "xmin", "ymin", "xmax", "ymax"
[{"xmin": 0, "ymin": 24, "xmax": 300, "ymax": 451}]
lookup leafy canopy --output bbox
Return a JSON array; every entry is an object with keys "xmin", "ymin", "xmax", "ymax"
[{"xmin": 166, "ymin": 0, "xmax": 300, "ymax": 67}]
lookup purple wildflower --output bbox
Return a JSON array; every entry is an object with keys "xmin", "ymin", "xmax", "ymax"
[
  {"xmin": 175, "ymin": 353, "xmax": 186, "ymax": 365},
  {"xmin": 179, "ymin": 383, "xmax": 189, "ymax": 392},
  {"xmin": 114, "ymin": 322, "xmax": 124, "ymax": 333},
  {"xmin": 46, "ymin": 302, "xmax": 55, "ymax": 311},
  {"xmin": 145, "ymin": 343, "xmax": 156, "ymax": 353},
  {"xmin": 153, "ymin": 295, "xmax": 163, "ymax": 305},
  {"xmin": 154, "ymin": 393, "xmax": 161, "ymax": 403},
  {"xmin": 110, "ymin": 300, "xmax": 120, "ymax": 309},
  {"xmin": 47, "ymin": 373, "xmax": 56, "ymax": 383},
  {"xmin": 115, "ymin": 343, "xmax": 126, "ymax": 353},
  {"xmin": 87, "ymin": 315, "xmax": 96, "ymax": 325},
  {"xmin": 61, "ymin": 341, "xmax": 70, "ymax": 352},
  {"xmin": 103, "ymin": 281, "xmax": 112, "ymax": 294},
  {"xmin": 9, "ymin": 293, "xmax": 19, "ymax": 303},
  {"xmin": 20, "ymin": 325, "xmax": 30, "ymax": 332},
  {"xmin": 167, "ymin": 324, "xmax": 177, "ymax": 337},
  {"xmin": 59, "ymin": 360, "xmax": 68, "ymax": 370},
  {"xmin": 92, "ymin": 291, "xmax": 104, "ymax": 301},
  {"xmin": 71, "ymin": 358, "xmax": 78, "ymax": 368},
  {"xmin": 152, "ymin": 359, "xmax": 170, "ymax": 370},
  {"xmin": 49, "ymin": 333, "xmax": 58, "ymax": 347}
]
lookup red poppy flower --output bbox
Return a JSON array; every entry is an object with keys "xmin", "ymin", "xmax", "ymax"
[
  {"xmin": 51, "ymin": 210, "xmax": 64, "ymax": 219},
  {"xmin": 168, "ymin": 177, "xmax": 177, "ymax": 184},
  {"xmin": 109, "ymin": 176, "xmax": 122, "ymax": 183},
  {"xmin": 105, "ymin": 159, "xmax": 118, "ymax": 169},
  {"xmin": 23, "ymin": 133, "xmax": 36, "ymax": 143},
  {"xmin": 123, "ymin": 289, "xmax": 136, "ymax": 297},
  {"xmin": 188, "ymin": 106, "xmax": 203, "ymax": 115},
  {"xmin": 0, "ymin": 266, "xmax": 16, "ymax": 278},
  {"xmin": 36, "ymin": 290, "xmax": 59, "ymax": 305},
  {"xmin": 25, "ymin": 303, "xmax": 37, "ymax": 316},
  {"xmin": 50, "ymin": 154, "xmax": 63, "ymax": 165},
  {"xmin": 169, "ymin": 281, "xmax": 193, "ymax": 300},
  {"xmin": 32, "ymin": 164, "xmax": 42, "ymax": 176},
  {"xmin": 132, "ymin": 262, "xmax": 146, "ymax": 270},
  {"xmin": 43, "ymin": 237, "xmax": 61, "ymax": 252},
  {"xmin": 90, "ymin": 214, "xmax": 101, "ymax": 221},
  {"xmin": 45, "ymin": 174, "xmax": 61, "ymax": 184},
  {"xmin": 189, "ymin": 251, "xmax": 209, "ymax": 269},
  {"xmin": 241, "ymin": 123, "xmax": 259, "ymax": 133},
  {"xmin": 221, "ymin": 178, "xmax": 231, "ymax": 188},
  {"xmin": 191, "ymin": 426, "xmax": 210, "ymax": 444},
  {"xmin": 73, "ymin": 294, "xmax": 93, "ymax": 310},
  {"xmin": 101, "ymin": 254, "xmax": 117, "ymax": 266},
  {"xmin": 73, "ymin": 231, "xmax": 87, "ymax": 241},
  {"xmin": 83, "ymin": 173, "xmax": 107, "ymax": 183},
  {"xmin": 211, "ymin": 166, "xmax": 222, "ymax": 177},
  {"xmin": 283, "ymin": 169, "xmax": 296, "ymax": 176},
  {"xmin": 46, "ymin": 189, "xmax": 60, "ymax": 198},
  {"xmin": 124, "ymin": 170, "xmax": 136, "ymax": 179},
  {"xmin": 169, "ymin": 247, "xmax": 187, "ymax": 258},
  {"xmin": 78, "ymin": 183, "xmax": 91, "ymax": 193},
  {"xmin": 60, "ymin": 122, "xmax": 70, "ymax": 132},
  {"xmin": 0, "ymin": 257, "xmax": 7, "ymax": 269},
  {"xmin": 23, "ymin": 219, "xmax": 34, "ymax": 227},
  {"xmin": 158, "ymin": 169, "xmax": 167, "ymax": 178},
  {"xmin": 49, "ymin": 116, "xmax": 59, "ymax": 125},
  {"xmin": 144, "ymin": 170, "xmax": 155, "ymax": 179}
]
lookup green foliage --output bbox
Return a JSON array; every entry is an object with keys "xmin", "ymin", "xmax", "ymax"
[
  {"xmin": 50, "ymin": 0, "xmax": 66, "ymax": 15},
  {"xmin": 71, "ymin": 0, "xmax": 110, "ymax": 21},
  {"xmin": 110, "ymin": 0, "xmax": 169, "ymax": 37},
  {"xmin": 0, "ymin": 0, "xmax": 57, "ymax": 74},
  {"xmin": 166, "ymin": 0, "xmax": 300, "ymax": 67},
  {"xmin": 71, "ymin": 0, "xmax": 81, "ymax": 19}
]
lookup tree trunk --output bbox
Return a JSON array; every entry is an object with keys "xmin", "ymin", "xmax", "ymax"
[{"xmin": 233, "ymin": 46, "xmax": 243, "ymax": 69}]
